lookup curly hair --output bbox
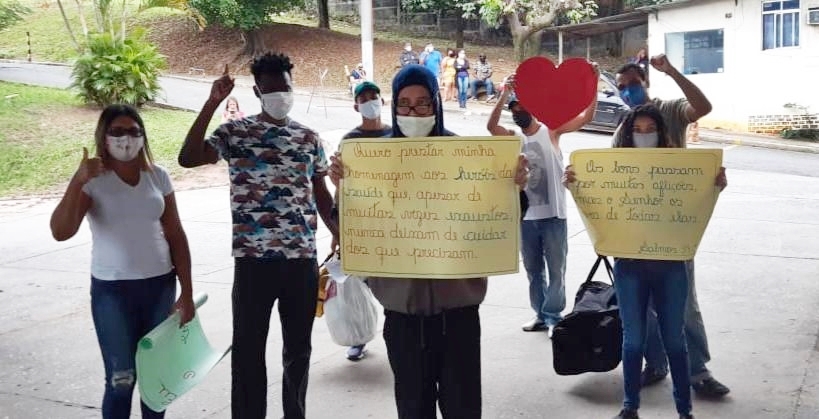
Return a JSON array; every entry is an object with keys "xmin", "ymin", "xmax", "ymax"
[
  {"xmin": 250, "ymin": 52, "xmax": 294, "ymax": 79},
  {"xmin": 616, "ymin": 104, "xmax": 675, "ymax": 148}
]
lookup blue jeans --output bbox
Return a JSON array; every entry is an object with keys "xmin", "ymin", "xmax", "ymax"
[
  {"xmin": 457, "ymin": 75, "xmax": 469, "ymax": 107},
  {"xmin": 470, "ymin": 79, "xmax": 494, "ymax": 99},
  {"xmin": 520, "ymin": 217, "xmax": 567, "ymax": 326},
  {"xmin": 91, "ymin": 272, "xmax": 176, "ymax": 419},
  {"xmin": 644, "ymin": 260, "xmax": 712, "ymax": 381},
  {"xmin": 614, "ymin": 259, "xmax": 691, "ymax": 415}
]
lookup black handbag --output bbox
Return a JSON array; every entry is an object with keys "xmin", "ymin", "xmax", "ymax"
[{"xmin": 551, "ymin": 255, "xmax": 622, "ymax": 376}]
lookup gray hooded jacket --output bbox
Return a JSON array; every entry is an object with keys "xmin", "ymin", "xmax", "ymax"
[{"xmin": 366, "ymin": 64, "xmax": 487, "ymax": 315}]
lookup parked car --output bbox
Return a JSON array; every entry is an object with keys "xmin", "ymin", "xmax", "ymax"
[{"xmin": 583, "ymin": 71, "xmax": 631, "ymax": 133}]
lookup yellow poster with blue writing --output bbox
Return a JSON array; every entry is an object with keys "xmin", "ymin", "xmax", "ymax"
[
  {"xmin": 339, "ymin": 136, "xmax": 521, "ymax": 278},
  {"xmin": 569, "ymin": 148, "xmax": 723, "ymax": 261}
]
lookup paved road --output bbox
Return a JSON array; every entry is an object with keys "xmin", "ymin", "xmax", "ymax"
[{"xmin": 2, "ymin": 62, "xmax": 819, "ymax": 419}]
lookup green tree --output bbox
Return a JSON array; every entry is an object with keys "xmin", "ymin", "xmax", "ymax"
[
  {"xmin": 139, "ymin": 0, "xmax": 207, "ymax": 29},
  {"xmin": 478, "ymin": 0, "xmax": 597, "ymax": 63},
  {"xmin": 402, "ymin": 0, "xmax": 479, "ymax": 48},
  {"xmin": 71, "ymin": 30, "xmax": 166, "ymax": 107},
  {"xmin": 189, "ymin": 0, "xmax": 304, "ymax": 56},
  {"xmin": 0, "ymin": 0, "xmax": 29, "ymax": 31}
]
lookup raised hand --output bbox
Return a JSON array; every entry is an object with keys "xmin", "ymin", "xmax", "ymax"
[
  {"xmin": 589, "ymin": 61, "xmax": 601, "ymax": 77},
  {"xmin": 650, "ymin": 54, "xmax": 676, "ymax": 74},
  {"xmin": 76, "ymin": 147, "xmax": 105, "ymax": 185},
  {"xmin": 504, "ymin": 74, "xmax": 516, "ymax": 91},
  {"xmin": 209, "ymin": 63, "xmax": 235, "ymax": 104}
]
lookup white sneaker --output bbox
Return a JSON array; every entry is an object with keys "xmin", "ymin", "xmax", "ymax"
[{"xmin": 346, "ymin": 344, "xmax": 366, "ymax": 361}]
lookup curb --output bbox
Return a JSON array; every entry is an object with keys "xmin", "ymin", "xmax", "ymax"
[{"xmin": 698, "ymin": 135, "xmax": 819, "ymax": 154}]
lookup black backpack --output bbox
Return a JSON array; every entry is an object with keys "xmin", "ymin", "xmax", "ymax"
[{"xmin": 552, "ymin": 255, "xmax": 622, "ymax": 376}]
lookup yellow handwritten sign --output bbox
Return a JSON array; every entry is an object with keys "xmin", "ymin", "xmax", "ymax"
[
  {"xmin": 569, "ymin": 148, "xmax": 723, "ymax": 261},
  {"xmin": 339, "ymin": 136, "xmax": 521, "ymax": 278}
]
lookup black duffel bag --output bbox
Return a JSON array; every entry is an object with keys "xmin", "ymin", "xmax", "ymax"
[{"xmin": 552, "ymin": 255, "xmax": 622, "ymax": 376}]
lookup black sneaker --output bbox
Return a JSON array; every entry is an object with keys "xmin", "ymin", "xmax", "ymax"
[
  {"xmin": 679, "ymin": 414, "xmax": 695, "ymax": 419},
  {"xmin": 613, "ymin": 408, "xmax": 639, "ymax": 419},
  {"xmin": 692, "ymin": 377, "xmax": 730, "ymax": 398},
  {"xmin": 640, "ymin": 367, "xmax": 668, "ymax": 386},
  {"xmin": 521, "ymin": 317, "xmax": 548, "ymax": 332},
  {"xmin": 346, "ymin": 344, "xmax": 366, "ymax": 361}
]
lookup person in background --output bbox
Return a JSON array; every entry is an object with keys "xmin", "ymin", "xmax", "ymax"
[
  {"xmin": 615, "ymin": 55, "xmax": 730, "ymax": 399},
  {"xmin": 454, "ymin": 49, "xmax": 471, "ymax": 109},
  {"xmin": 441, "ymin": 48, "xmax": 457, "ymax": 102},
  {"xmin": 178, "ymin": 56, "xmax": 338, "ymax": 419},
  {"xmin": 421, "ymin": 44, "xmax": 443, "ymax": 86},
  {"xmin": 222, "ymin": 96, "xmax": 245, "ymax": 123},
  {"xmin": 563, "ymin": 104, "xmax": 727, "ymax": 419},
  {"xmin": 333, "ymin": 80, "xmax": 393, "ymax": 362},
  {"xmin": 50, "ymin": 104, "xmax": 195, "ymax": 419},
  {"xmin": 470, "ymin": 53, "xmax": 494, "ymax": 102},
  {"xmin": 487, "ymin": 68, "xmax": 597, "ymax": 336},
  {"xmin": 399, "ymin": 42, "xmax": 419, "ymax": 68},
  {"xmin": 328, "ymin": 64, "xmax": 528, "ymax": 418},
  {"xmin": 345, "ymin": 63, "xmax": 367, "ymax": 96}
]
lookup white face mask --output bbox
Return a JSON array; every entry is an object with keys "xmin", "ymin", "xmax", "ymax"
[
  {"xmin": 633, "ymin": 132, "xmax": 659, "ymax": 148},
  {"xmin": 397, "ymin": 115, "xmax": 435, "ymax": 138},
  {"xmin": 106, "ymin": 135, "xmax": 144, "ymax": 162},
  {"xmin": 260, "ymin": 91, "xmax": 294, "ymax": 120},
  {"xmin": 358, "ymin": 99, "xmax": 382, "ymax": 120}
]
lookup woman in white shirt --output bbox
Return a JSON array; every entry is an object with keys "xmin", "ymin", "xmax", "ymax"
[{"xmin": 50, "ymin": 104, "xmax": 195, "ymax": 419}]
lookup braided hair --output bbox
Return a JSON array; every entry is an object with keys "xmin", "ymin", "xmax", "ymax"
[{"xmin": 617, "ymin": 104, "xmax": 675, "ymax": 148}]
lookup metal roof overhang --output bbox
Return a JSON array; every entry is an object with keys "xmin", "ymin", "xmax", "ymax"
[{"xmin": 544, "ymin": 10, "xmax": 649, "ymax": 38}]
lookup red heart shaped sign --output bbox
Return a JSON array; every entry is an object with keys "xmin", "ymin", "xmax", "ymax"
[{"xmin": 514, "ymin": 57, "xmax": 597, "ymax": 130}]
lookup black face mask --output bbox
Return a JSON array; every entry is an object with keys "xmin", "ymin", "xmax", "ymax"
[{"xmin": 513, "ymin": 112, "xmax": 532, "ymax": 129}]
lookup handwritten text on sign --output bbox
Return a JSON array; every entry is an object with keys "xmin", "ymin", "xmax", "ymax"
[
  {"xmin": 569, "ymin": 149, "xmax": 723, "ymax": 261},
  {"xmin": 339, "ymin": 136, "xmax": 521, "ymax": 278}
]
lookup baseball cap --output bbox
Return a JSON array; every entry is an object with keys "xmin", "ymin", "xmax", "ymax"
[{"xmin": 354, "ymin": 81, "xmax": 380, "ymax": 99}]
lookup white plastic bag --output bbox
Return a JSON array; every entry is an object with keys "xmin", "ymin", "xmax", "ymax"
[{"xmin": 323, "ymin": 275, "xmax": 379, "ymax": 347}]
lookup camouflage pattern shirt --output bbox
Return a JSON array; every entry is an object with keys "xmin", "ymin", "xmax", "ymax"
[{"xmin": 206, "ymin": 116, "xmax": 329, "ymax": 259}]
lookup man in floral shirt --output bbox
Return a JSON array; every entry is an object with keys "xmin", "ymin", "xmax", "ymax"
[
  {"xmin": 470, "ymin": 53, "xmax": 495, "ymax": 101},
  {"xmin": 179, "ymin": 54, "xmax": 338, "ymax": 419}
]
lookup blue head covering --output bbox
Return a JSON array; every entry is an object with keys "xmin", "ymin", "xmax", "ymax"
[{"xmin": 390, "ymin": 64, "xmax": 452, "ymax": 137}]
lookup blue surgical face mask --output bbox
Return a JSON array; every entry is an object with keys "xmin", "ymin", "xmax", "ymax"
[{"xmin": 620, "ymin": 84, "xmax": 647, "ymax": 108}]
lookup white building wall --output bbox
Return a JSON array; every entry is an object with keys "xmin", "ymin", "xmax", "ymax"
[{"xmin": 648, "ymin": 0, "xmax": 819, "ymax": 130}]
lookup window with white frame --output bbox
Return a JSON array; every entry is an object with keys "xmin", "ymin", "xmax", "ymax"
[
  {"xmin": 763, "ymin": 0, "xmax": 800, "ymax": 50},
  {"xmin": 664, "ymin": 29, "xmax": 724, "ymax": 74}
]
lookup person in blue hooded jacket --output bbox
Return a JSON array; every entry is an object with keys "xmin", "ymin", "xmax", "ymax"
[{"xmin": 329, "ymin": 64, "xmax": 528, "ymax": 418}]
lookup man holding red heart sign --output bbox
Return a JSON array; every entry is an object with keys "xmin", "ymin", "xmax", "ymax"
[{"xmin": 487, "ymin": 60, "xmax": 598, "ymax": 335}]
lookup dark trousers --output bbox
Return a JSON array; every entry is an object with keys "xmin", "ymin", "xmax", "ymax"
[
  {"xmin": 383, "ymin": 305, "xmax": 482, "ymax": 419},
  {"xmin": 91, "ymin": 272, "xmax": 176, "ymax": 419},
  {"xmin": 231, "ymin": 257, "xmax": 318, "ymax": 419}
]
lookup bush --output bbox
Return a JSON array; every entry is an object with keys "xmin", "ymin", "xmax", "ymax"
[
  {"xmin": 71, "ymin": 32, "xmax": 166, "ymax": 107},
  {"xmin": 781, "ymin": 128, "xmax": 819, "ymax": 141}
]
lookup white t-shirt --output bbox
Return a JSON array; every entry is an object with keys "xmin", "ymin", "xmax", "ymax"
[
  {"xmin": 82, "ymin": 165, "xmax": 174, "ymax": 280},
  {"xmin": 521, "ymin": 123, "xmax": 566, "ymax": 220}
]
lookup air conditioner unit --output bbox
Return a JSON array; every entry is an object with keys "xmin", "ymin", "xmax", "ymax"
[{"xmin": 809, "ymin": 8, "xmax": 819, "ymax": 25}]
